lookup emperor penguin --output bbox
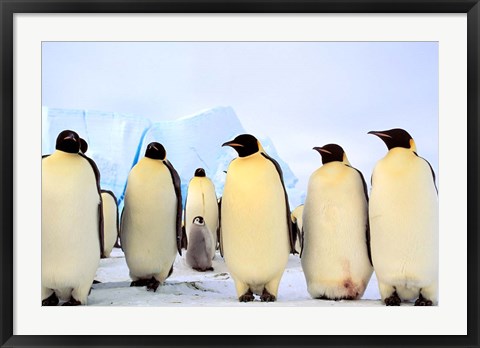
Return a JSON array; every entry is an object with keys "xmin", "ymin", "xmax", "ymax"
[
  {"xmin": 221, "ymin": 134, "xmax": 295, "ymax": 302},
  {"xmin": 369, "ymin": 128, "xmax": 438, "ymax": 306},
  {"xmin": 184, "ymin": 168, "xmax": 219, "ymax": 258},
  {"xmin": 42, "ymin": 130, "xmax": 103, "ymax": 306},
  {"xmin": 186, "ymin": 216, "xmax": 214, "ymax": 272},
  {"xmin": 101, "ymin": 190, "xmax": 119, "ymax": 257},
  {"xmin": 291, "ymin": 204, "xmax": 304, "ymax": 254},
  {"xmin": 301, "ymin": 144, "xmax": 372, "ymax": 300},
  {"xmin": 120, "ymin": 142, "xmax": 183, "ymax": 291}
]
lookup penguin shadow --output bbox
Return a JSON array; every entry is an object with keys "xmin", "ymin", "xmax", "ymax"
[
  {"xmin": 91, "ymin": 278, "xmax": 224, "ymax": 295},
  {"xmin": 91, "ymin": 280, "xmax": 132, "ymax": 290}
]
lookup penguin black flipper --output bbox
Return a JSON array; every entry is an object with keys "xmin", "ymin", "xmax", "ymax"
[
  {"xmin": 347, "ymin": 164, "xmax": 372, "ymax": 266},
  {"xmin": 119, "ymin": 206, "xmax": 125, "ymax": 252},
  {"xmin": 291, "ymin": 220, "xmax": 299, "ymax": 254},
  {"xmin": 260, "ymin": 153, "xmax": 296, "ymax": 254},
  {"xmin": 181, "ymin": 225, "xmax": 188, "ymax": 250},
  {"xmin": 163, "ymin": 159, "xmax": 183, "ymax": 255},
  {"xmin": 415, "ymin": 153, "xmax": 438, "ymax": 193},
  {"xmin": 42, "ymin": 154, "xmax": 50, "ymax": 159},
  {"xmin": 299, "ymin": 227, "xmax": 305, "ymax": 258},
  {"xmin": 79, "ymin": 153, "xmax": 105, "ymax": 258},
  {"xmin": 217, "ymin": 197, "xmax": 223, "ymax": 258},
  {"xmin": 182, "ymin": 189, "xmax": 188, "ymax": 250}
]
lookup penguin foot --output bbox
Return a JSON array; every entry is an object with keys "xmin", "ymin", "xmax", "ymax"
[
  {"xmin": 384, "ymin": 292, "xmax": 401, "ymax": 306},
  {"xmin": 414, "ymin": 294, "xmax": 433, "ymax": 306},
  {"xmin": 62, "ymin": 297, "xmax": 81, "ymax": 306},
  {"xmin": 238, "ymin": 290, "xmax": 255, "ymax": 302},
  {"xmin": 316, "ymin": 295, "xmax": 334, "ymax": 301},
  {"xmin": 146, "ymin": 278, "xmax": 160, "ymax": 292},
  {"xmin": 130, "ymin": 279, "xmax": 151, "ymax": 287},
  {"xmin": 42, "ymin": 292, "xmax": 59, "ymax": 306},
  {"xmin": 260, "ymin": 289, "xmax": 276, "ymax": 302},
  {"xmin": 193, "ymin": 266, "xmax": 214, "ymax": 272}
]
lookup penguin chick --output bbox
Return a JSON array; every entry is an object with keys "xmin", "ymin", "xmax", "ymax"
[
  {"xmin": 301, "ymin": 144, "xmax": 372, "ymax": 300},
  {"xmin": 369, "ymin": 128, "xmax": 438, "ymax": 306},
  {"xmin": 221, "ymin": 134, "xmax": 295, "ymax": 302},
  {"xmin": 42, "ymin": 130, "xmax": 102, "ymax": 306},
  {"xmin": 101, "ymin": 190, "xmax": 119, "ymax": 257},
  {"xmin": 186, "ymin": 216, "xmax": 214, "ymax": 272},
  {"xmin": 120, "ymin": 142, "xmax": 183, "ymax": 292},
  {"xmin": 185, "ymin": 168, "xmax": 219, "ymax": 259}
]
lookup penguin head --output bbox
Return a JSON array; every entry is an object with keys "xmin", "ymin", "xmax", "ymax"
[
  {"xmin": 222, "ymin": 134, "xmax": 261, "ymax": 158},
  {"xmin": 194, "ymin": 168, "xmax": 206, "ymax": 177},
  {"xmin": 313, "ymin": 144, "xmax": 349, "ymax": 165},
  {"xmin": 368, "ymin": 128, "xmax": 417, "ymax": 152},
  {"xmin": 79, "ymin": 138, "xmax": 88, "ymax": 154},
  {"xmin": 193, "ymin": 216, "xmax": 205, "ymax": 225},
  {"xmin": 145, "ymin": 142, "xmax": 166, "ymax": 160},
  {"xmin": 55, "ymin": 130, "xmax": 81, "ymax": 154}
]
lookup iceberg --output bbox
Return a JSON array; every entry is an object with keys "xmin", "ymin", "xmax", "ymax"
[
  {"xmin": 42, "ymin": 106, "xmax": 302, "ymax": 209},
  {"xmin": 139, "ymin": 106, "xmax": 301, "ymax": 207}
]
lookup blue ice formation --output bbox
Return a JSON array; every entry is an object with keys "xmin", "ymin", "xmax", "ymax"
[{"xmin": 42, "ymin": 106, "xmax": 302, "ymax": 209}]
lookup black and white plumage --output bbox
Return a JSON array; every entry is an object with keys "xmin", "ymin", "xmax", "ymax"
[
  {"xmin": 369, "ymin": 128, "xmax": 438, "ymax": 306},
  {"xmin": 221, "ymin": 134, "xmax": 295, "ymax": 302},
  {"xmin": 42, "ymin": 130, "xmax": 102, "ymax": 306},
  {"xmin": 301, "ymin": 144, "xmax": 372, "ymax": 300},
  {"xmin": 120, "ymin": 142, "xmax": 182, "ymax": 292}
]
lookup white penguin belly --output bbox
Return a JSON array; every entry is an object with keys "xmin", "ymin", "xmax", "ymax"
[
  {"xmin": 121, "ymin": 159, "xmax": 177, "ymax": 280},
  {"xmin": 370, "ymin": 151, "xmax": 438, "ymax": 291},
  {"xmin": 101, "ymin": 192, "xmax": 118, "ymax": 257},
  {"xmin": 222, "ymin": 155, "xmax": 290, "ymax": 288},
  {"xmin": 42, "ymin": 154, "xmax": 100, "ymax": 299},
  {"xmin": 185, "ymin": 178, "xmax": 218, "ymax": 255},
  {"xmin": 301, "ymin": 164, "xmax": 372, "ymax": 299}
]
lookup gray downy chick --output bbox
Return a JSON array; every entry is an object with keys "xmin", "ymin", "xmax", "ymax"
[{"xmin": 186, "ymin": 216, "xmax": 214, "ymax": 272}]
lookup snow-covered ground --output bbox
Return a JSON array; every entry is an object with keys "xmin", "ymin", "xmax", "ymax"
[{"xmin": 89, "ymin": 248, "xmax": 413, "ymax": 307}]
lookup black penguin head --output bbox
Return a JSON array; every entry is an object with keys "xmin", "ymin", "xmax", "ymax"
[
  {"xmin": 313, "ymin": 144, "xmax": 346, "ymax": 165},
  {"xmin": 222, "ymin": 134, "xmax": 260, "ymax": 158},
  {"xmin": 368, "ymin": 128, "xmax": 416, "ymax": 152},
  {"xmin": 79, "ymin": 138, "xmax": 88, "ymax": 154},
  {"xmin": 194, "ymin": 168, "xmax": 206, "ymax": 177},
  {"xmin": 193, "ymin": 216, "xmax": 205, "ymax": 225},
  {"xmin": 145, "ymin": 142, "xmax": 166, "ymax": 160},
  {"xmin": 55, "ymin": 130, "xmax": 80, "ymax": 154}
]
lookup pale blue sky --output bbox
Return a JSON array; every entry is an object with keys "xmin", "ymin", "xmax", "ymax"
[{"xmin": 42, "ymin": 42, "xmax": 438, "ymax": 194}]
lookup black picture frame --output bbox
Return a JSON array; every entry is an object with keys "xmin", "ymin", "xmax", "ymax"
[{"xmin": 1, "ymin": 1, "xmax": 479, "ymax": 347}]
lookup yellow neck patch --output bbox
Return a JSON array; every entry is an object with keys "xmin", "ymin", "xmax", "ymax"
[{"xmin": 409, "ymin": 139, "xmax": 417, "ymax": 152}]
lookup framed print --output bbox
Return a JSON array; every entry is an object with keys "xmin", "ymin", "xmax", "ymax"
[{"xmin": 1, "ymin": 0, "xmax": 479, "ymax": 347}]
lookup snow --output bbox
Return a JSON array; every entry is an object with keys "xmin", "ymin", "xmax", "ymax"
[{"xmin": 89, "ymin": 248, "xmax": 410, "ymax": 307}]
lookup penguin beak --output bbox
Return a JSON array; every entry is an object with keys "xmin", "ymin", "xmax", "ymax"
[
  {"xmin": 313, "ymin": 147, "xmax": 332, "ymax": 154},
  {"xmin": 222, "ymin": 140, "xmax": 244, "ymax": 148},
  {"xmin": 368, "ymin": 131, "xmax": 392, "ymax": 139}
]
